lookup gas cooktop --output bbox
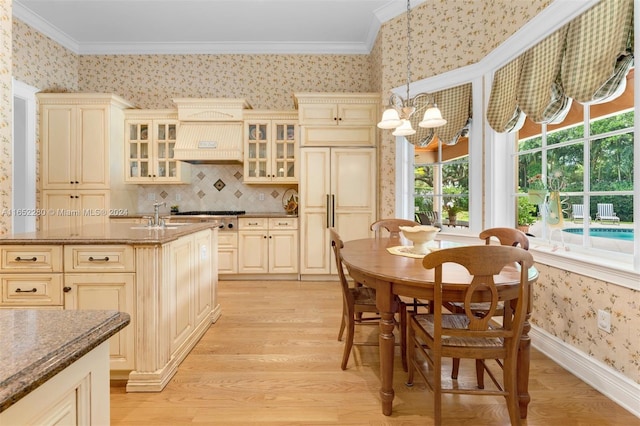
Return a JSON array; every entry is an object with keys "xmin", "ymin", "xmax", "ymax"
[{"xmin": 174, "ymin": 210, "xmax": 245, "ymax": 216}]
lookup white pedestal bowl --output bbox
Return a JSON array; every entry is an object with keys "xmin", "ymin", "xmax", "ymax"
[{"xmin": 399, "ymin": 225, "xmax": 440, "ymax": 255}]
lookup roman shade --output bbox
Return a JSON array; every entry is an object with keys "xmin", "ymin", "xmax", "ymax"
[
  {"xmin": 406, "ymin": 83, "xmax": 472, "ymax": 147},
  {"xmin": 487, "ymin": 0, "xmax": 634, "ymax": 133}
]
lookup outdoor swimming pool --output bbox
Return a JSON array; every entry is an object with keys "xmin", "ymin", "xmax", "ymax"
[{"xmin": 563, "ymin": 228, "xmax": 634, "ymax": 241}]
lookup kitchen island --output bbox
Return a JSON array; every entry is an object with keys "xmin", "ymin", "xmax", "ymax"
[
  {"xmin": 0, "ymin": 309, "xmax": 130, "ymax": 424},
  {"xmin": 0, "ymin": 222, "xmax": 219, "ymax": 392}
]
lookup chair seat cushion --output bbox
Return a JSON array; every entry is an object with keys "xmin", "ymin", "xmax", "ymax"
[{"xmin": 414, "ymin": 314, "xmax": 503, "ymax": 347}]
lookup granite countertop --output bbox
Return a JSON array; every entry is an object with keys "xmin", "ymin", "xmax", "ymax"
[
  {"xmin": 111, "ymin": 212, "xmax": 297, "ymax": 219},
  {"xmin": 0, "ymin": 222, "xmax": 216, "ymax": 245},
  {"xmin": 0, "ymin": 309, "xmax": 130, "ymax": 413}
]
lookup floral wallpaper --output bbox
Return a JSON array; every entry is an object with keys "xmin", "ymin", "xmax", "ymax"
[
  {"xmin": 1, "ymin": 0, "xmax": 12, "ymax": 235},
  {"xmin": 5, "ymin": 0, "xmax": 638, "ymax": 390},
  {"xmin": 533, "ymin": 264, "xmax": 640, "ymax": 383},
  {"xmin": 12, "ymin": 19, "xmax": 78, "ymax": 92},
  {"xmin": 78, "ymin": 54, "xmax": 373, "ymax": 110}
]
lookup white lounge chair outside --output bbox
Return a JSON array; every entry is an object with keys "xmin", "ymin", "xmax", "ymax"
[
  {"xmin": 596, "ymin": 203, "xmax": 620, "ymax": 224},
  {"xmin": 571, "ymin": 204, "xmax": 585, "ymax": 222}
]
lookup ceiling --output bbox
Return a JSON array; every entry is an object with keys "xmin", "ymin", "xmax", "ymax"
[{"xmin": 13, "ymin": 0, "xmax": 423, "ymax": 55}]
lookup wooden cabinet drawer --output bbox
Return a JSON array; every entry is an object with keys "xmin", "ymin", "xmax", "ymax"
[
  {"xmin": 239, "ymin": 217, "xmax": 268, "ymax": 230},
  {"xmin": 269, "ymin": 218, "xmax": 298, "ymax": 229},
  {"xmin": 1, "ymin": 246, "xmax": 63, "ymax": 272},
  {"xmin": 64, "ymin": 245, "xmax": 134, "ymax": 272},
  {"xmin": 1, "ymin": 274, "xmax": 63, "ymax": 306}
]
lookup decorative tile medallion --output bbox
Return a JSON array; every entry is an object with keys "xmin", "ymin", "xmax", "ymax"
[
  {"xmin": 234, "ymin": 171, "xmax": 243, "ymax": 180},
  {"xmin": 160, "ymin": 190, "xmax": 168, "ymax": 199},
  {"xmin": 197, "ymin": 171, "xmax": 206, "ymax": 180},
  {"xmin": 214, "ymin": 179, "xmax": 226, "ymax": 191},
  {"xmin": 234, "ymin": 190, "xmax": 243, "ymax": 198},
  {"xmin": 197, "ymin": 190, "xmax": 206, "ymax": 199},
  {"xmin": 271, "ymin": 190, "xmax": 280, "ymax": 199}
]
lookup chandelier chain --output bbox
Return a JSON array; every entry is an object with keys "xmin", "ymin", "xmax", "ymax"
[{"xmin": 405, "ymin": 0, "xmax": 412, "ymax": 102}]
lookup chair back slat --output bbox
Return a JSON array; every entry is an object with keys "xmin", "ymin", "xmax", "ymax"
[{"xmin": 478, "ymin": 227, "xmax": 529, "ymax": 250}]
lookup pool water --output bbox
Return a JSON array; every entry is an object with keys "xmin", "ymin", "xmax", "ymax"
[{"xmin": 563, "ymin": 228, "xmax": 634, "ymax": 241}]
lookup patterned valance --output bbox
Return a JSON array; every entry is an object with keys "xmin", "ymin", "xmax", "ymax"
[
  {"xmin": 487, "ymin": 0, "xmax": 634, "ymax": 133},
  {"xmin": 406, "ymin": 83, "xmax": 472, "ymax": 147}
]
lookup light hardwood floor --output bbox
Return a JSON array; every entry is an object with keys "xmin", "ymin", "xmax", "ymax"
[{"xmin": 111, "ymin": 280, "xmax": 638, "ymax": 425}]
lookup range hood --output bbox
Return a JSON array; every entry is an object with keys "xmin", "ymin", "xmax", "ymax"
[{"xmin": 173, "ymin": 98, "xmax": 251, "ymax": 163}]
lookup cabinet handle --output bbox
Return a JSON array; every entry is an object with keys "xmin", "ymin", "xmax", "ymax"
[
  {"xmin": 15, "ymin": 256, "xmax": 37, "ymax": 262},
  {"xmin": 326, "ymin": 194, "xmax": 330, "ymax": 229},
  {"xmin": 332, "ymin": 194, "xmax": 336, "ymax": 226},
  {"xmin": 88, "ymin": 256, "xmax": 110, "ymax": 262},
  {"xmin": 63, "ymin": 286, "xmax": 72, "ymax": 293},
  {"xmin": 277, "ymin": 222, "xmax": 287, "ymax": 226},
  {"xmin": 15, "ymin": 287, "xmax": 37, "ymax": 293}
]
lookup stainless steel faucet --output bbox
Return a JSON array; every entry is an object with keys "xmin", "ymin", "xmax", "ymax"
[{"xmin": 153, "ymin": 201, "xmax": 166, "ymax": 227}]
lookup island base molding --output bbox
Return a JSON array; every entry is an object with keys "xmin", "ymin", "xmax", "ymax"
[{"xmin": 126, "ymin": 311, "xmax": 215, "ymax": 392}]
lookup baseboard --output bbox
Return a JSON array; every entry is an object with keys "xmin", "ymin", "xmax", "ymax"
[{"xmin": 530, "ymin": 325, "xmax": 640, "ymax": 418}]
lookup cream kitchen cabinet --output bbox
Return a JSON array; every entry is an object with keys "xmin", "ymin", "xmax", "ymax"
[
  {"xmin": 217, "ymin": 232, "xmax": 238, "ymax": 274},
  {"xmin": 40, "ymin": 189, "xmax": 110, "ymax": 234},
  {"xmin": 166, "ymin": 229, "xmax": 215, "ymax": 362},
  {"xmin": 63, "ymin": 245, "xmax": 136, "ymax": 372},
  {"xmin": 243, "ymin": 111, "xmax": 298, "ymax": 183},
  {"xmin": 295, "ymin": 93, "xmax": 378, "ymax": 146},
  {"xmin": 0, "ymin": 245, "xmax": 63, "ymax": 308},
  {"xmin": 0, "ymin": 342, "xmax": 110, "ymax": 426},
  {"xmin": 299, "ymin": 147, "xmax": 376, "ymax": 277},
  {"xmin": 125, "ymin": 110, "xmax": 191, "ymax": 183},
  {"xmin": 37, "ymin": 93, "xmax": 137, "ymax": 232},
  {"xmin": 238, "ymin": 217, "xmax": 298, "ymax": 275}
]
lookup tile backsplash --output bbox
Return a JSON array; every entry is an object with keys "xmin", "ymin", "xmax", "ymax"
[{"xmin": 136, "ymin": 163, "xmax": 295, "ymax": 214}]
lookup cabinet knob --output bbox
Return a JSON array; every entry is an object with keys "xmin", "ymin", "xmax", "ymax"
[
  {"xmin": 263, "ymin": 235, "xmax": 267, "ymax": 239},
  {"xmin": 75, "ymin": 181, "xmax": 79, "ymax": 184},
  {"xmin": 63, "ymin": 286, "xmax": 72, "ymax": 293}
]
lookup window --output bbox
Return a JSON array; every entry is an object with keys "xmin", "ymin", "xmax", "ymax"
[
  {"xmin": 515, "ymin": 72, "xmax": 634, "ymax": 259},
  {"xmin": 414, "ymin": 145, "xmax": 470, "ymax": 230}
]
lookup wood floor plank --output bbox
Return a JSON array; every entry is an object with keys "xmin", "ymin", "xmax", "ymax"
[{"xmin": 110, "ymin": 280, "xmax": 639, "ymax": 425}]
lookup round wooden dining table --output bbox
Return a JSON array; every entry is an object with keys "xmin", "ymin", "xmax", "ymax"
[{"xmin": 340, "ymin": 237, "xmax": 539, "ymax": 417}]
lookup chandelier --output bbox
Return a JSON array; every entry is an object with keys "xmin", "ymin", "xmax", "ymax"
[{"xmin": 377, "ymin": 0, "xmax": 447, "ymax": 136}]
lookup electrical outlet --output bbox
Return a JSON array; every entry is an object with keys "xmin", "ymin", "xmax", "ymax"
[
  {"xmin": 175, "ymin": 193, "xmax": 181, "ymax": 202},
  {"xmin": 147, "ymin": 193, "xmax": 156, "ymax": 201},
  {"xmin": 258, "ymin": 193, "xmax": 265, "ymax": 201},
  {"xmin": 597, "ymin": 309, "xmax": 611, "ymax": 333}
]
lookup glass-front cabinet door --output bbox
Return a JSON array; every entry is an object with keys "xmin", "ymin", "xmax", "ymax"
[
  {"xmin": 125, "ymin": 112, "xmax": 190, "ymax": 184},
  {"xmin": 243, "ymin": 117, "xmax": 298, "ymax": 183},
  {"xmin": 245, "ymin": 122, "xmax": 269, "ymax": 181},
  {"xmin": 273, "ymin": 122, "xmax": 297, "ymax": 182},
  {"xmin": 126, "ymin": 120, "xmax": 152, "ymax": 181},
  {"xmin": 155, "ymin": 121, "xmax": 178, "ymax": 179}
]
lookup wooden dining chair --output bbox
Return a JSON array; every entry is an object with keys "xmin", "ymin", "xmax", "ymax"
[
  {"xmin": 330, "ymin": 228, "xmax": 407, "ymax": 371},
  {"xmin": 448, "ymin": 227, "xmax": 530, "ymax": 384},
  {"xmin": 370, "ymin": 218, "xmax": 420, "ymax": 238},
  {"xmin": 406, "ymin": 245, "xmax": 534, "ymax": 425}
]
